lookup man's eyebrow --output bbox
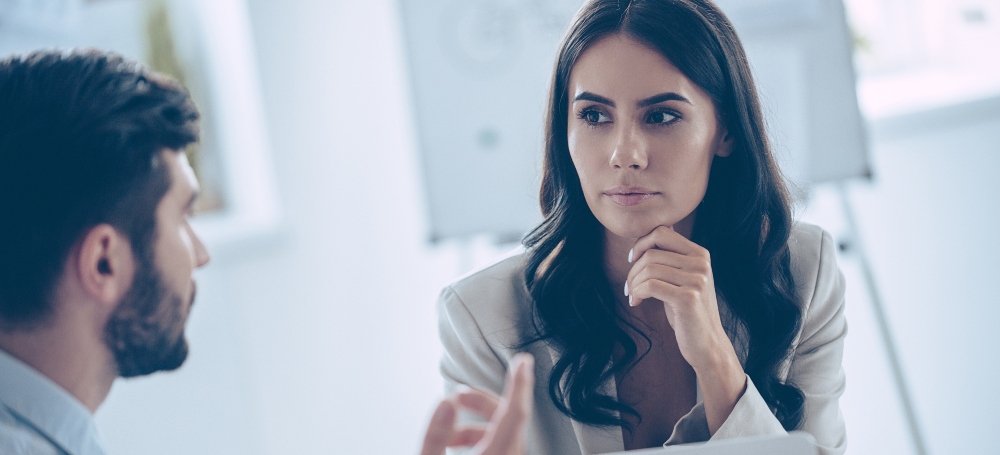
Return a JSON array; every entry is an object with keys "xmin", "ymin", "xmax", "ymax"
[
  {"xmin": 573, "ymin": 92, "xmax": 615, "ymax": 107},
  {"xmin": 637, "ymin": 92, "xmax": 692, "ymax": 108}
]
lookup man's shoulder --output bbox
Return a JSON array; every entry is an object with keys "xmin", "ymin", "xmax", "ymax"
[
  {"xmin": 0, "ymin": 408, "xmax": 65, "ymax": 455},
  {"xmin": 0, "ymin": 350, "xmax": 107, "ymax": 455}
]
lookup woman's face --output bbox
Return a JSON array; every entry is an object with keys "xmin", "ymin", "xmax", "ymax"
[{"xmin": 567, "ymin": 34, "xmax": 731, "ymax": 241}]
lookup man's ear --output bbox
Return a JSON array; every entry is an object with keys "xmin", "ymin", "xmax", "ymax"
[
  {"xmin": 76, "ymin": 224, "xmax": 136, "ymax": 307},
  {"xmin": 715, "ymin": 126, "xmax": 734, "ymax": 158}
]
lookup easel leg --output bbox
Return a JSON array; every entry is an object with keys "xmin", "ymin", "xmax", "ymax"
[{"xmin": 836, "ymin": 182, "xmax": 928, "ymax": 455}]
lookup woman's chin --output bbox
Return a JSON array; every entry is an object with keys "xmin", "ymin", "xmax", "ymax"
[
  {"xmin": 591, "ymin": 205, "xmax": 685, "ymax": 241},
  {"xmin": 601, "ymin": 220, "xmax": 662, "ymax": 241}
]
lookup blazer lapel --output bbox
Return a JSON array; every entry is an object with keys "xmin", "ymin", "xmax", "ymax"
[{"xmin": 544, "ymin": 343, "xmax": 626, "ymax": 455}]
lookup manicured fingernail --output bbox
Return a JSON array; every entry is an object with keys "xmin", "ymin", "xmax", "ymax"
[
  {"xmin": 628, "ymin": 248, "xmax": 633, "ymax": 263},
  {"xmin": 628, "ymin": 295, "xmax": 633, "ymax": 306},
  {"xmin": 624, "ymin": 281, "xmax": 629, "ymax": 297}
]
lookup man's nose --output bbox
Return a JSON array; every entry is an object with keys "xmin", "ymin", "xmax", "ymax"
[{"xmin": 189, "ymin": 225, "xmax": 211, "ymax": 268}]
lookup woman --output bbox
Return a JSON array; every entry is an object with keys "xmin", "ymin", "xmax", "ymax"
[{"xmin": 437, "ymin": 1, "xmax": 846, "ymax": 453}]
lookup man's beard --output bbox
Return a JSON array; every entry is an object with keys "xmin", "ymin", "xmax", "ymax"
[{"xmin": 104, "ymin": 253, "xmax": 194, "ymax": 378}]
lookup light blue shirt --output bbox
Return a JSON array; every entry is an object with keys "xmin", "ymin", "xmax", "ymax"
[{"xmin": 0, "ymin": 349, "xmax": 107, "ymax": 455}]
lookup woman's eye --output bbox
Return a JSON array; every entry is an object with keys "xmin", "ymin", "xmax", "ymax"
[
  {"xmin": 647, "ymin": 111, "xmax": 678, "ymax": 124},
  {"xmin": 580, "ymin": 109, "xmax": 610, "ymax": 124}
]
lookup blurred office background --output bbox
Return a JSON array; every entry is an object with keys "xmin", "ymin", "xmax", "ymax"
[{"xmin": 1, "ymin": 0, "xmax": 998, "ymax": 453}]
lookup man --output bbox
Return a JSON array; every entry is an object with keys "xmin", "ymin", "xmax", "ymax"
[
  {"xmin": 0, "ymin": 50, "xmax": 530, "ymax": 455},
  {"xmin": 0, "ymin": 50, "xmax": 208, "ymax": 454}
]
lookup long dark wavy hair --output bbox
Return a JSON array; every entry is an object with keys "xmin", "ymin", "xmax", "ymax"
[{"xmin": 521, "ymin": 0, "xmax": 805, "ymax": 431}]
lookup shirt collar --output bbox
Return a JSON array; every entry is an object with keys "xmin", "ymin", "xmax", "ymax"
[{"xmin": 0, "ymin": 348, "xmax": 108, "ymax": 455}]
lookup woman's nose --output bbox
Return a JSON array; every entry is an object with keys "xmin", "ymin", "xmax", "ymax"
[{"xmin": 608, "ymin": 125, "xmax": 648, "ymax": 170}]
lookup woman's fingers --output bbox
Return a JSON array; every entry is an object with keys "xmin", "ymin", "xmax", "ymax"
[
  {"xmin": 447, "ymin": 426, "xmax": 488, "ymax": 447},
  {"xmin": 623, "ymin": 225, "xmax": 713, "ymax": 307},
  {"xmin": 629, "ymin": 263, "xmax": 712, "ymax": 289},
  {"xmin": 500, "ymin": 353, "xmax": 535, "ymax": 426},
  {"xmin": 419, "ymin": 400, "xmax": 457, "ymax": 455},
  {"xmin": 627, "ymin": 248, "xmax": 692, "ymax": 277},
  {"xmin": 425, "ymin": 355, "xmax": 535, "ymax": 455},
  {"xmin": 455, "ymin": 387, "xmax": 501, "ymax": 419},
  {"xmin": 624, "ymin": 248, "xmax": 713, "ymax": 305},
  {"xmin": 626, "ymin": 240, "xmax": 710, "ymax": 286},
  {"xmin": 629, "ymin": 277, "xmax": 702, "ymax": 307},
  {"xmin": 479, "ymin": 353, "xmax": 535, "ymax": 455},
  {"xmin": 453, "ymin": 352, "xmax": 532, "ymax": 421},
  {"xmin": 629, "ymin": 225, "xmax": 707, "ymax": 266}
]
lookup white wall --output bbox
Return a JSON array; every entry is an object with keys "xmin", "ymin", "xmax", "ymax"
[
  {"xmin": 97, "ymin": 1, "xmax": 461, "ymax": 453},
  {"xmin": 849, "ymin": 105, "xmax": 1000, "ymax": 454}
]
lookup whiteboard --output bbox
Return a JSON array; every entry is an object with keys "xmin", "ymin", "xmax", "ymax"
[
  {"xmin": 398, "ymin": 0, "xmax": 870, "ymax": 242},
  {"xmin": 717, "ymin": 0, "xmax": 871, "ymax": 185}
]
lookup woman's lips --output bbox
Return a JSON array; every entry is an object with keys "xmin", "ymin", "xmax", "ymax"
[{"xmin": 604, "ymin": 187, "xmax": 658, "ymax": 206}]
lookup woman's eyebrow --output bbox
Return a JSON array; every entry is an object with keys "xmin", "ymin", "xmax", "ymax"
[
  {"xmin": 637, "ymin": 92, "xmax": 692, "ymax": 108},
  {"xmin": 573, "ymin": 91, "xmax": 692, "ymax": 108},
  {"xmin": 573, "ymin": 91, "xmax": 615, "ymax": 107}
]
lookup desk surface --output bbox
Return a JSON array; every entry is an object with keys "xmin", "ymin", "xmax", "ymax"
[{"xmin": 602, "ymin": 432, "xmax": 818, "ymax": 455}]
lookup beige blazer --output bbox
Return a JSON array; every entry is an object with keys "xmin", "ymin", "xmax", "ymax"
[{"xmin": 438, "ymin": 222, "xmax": 847, "ymax": 455}]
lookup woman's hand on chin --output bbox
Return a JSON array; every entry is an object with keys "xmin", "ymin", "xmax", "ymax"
[
  {"xmin": 625, "ymin": 225, "xmax": 747, "ymax": 434},
  {"xmin": 625, "ymin": 225, "xmax": 730, "ymax": 370}
]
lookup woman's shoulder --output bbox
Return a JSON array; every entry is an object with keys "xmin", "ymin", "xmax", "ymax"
[
  {"xmin": 787, "ymin": 221, "xmax": 843, "ymax": 318},
  {"xmin": 788, "ymin": 222, "xmax": 829, "ymax": 273},
  {"xmin": 438, "ymin": 248, "xmax": 533, "ymax": 333},
  {"xmin": 447, "ymin": 247, "xmax": 530, "ymax": 298}
]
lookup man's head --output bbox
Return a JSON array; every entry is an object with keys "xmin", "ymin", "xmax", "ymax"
[{"xmin": 0, "ymin": 49, "xmax": 209, "ymax": 377}]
